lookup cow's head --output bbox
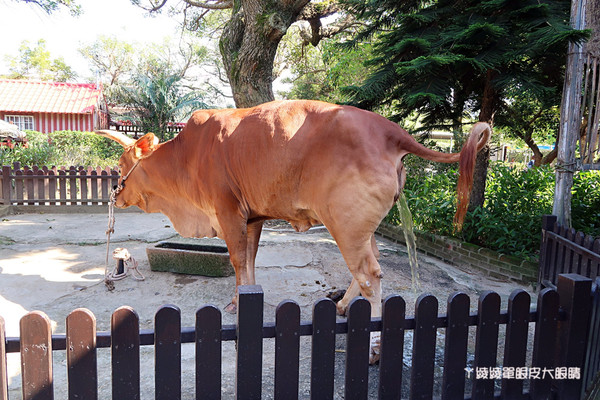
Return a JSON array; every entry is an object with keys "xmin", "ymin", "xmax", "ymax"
[{"xmin": 96, "ymin": 130, "xmax": 159, "ymax": 210}]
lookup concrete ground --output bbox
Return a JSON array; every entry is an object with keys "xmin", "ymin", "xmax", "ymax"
[{"xmin": 0, "ymin": 211, "xmax": 534, "ymax": 399}]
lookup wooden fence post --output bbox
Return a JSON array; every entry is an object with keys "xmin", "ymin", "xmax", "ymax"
[
  {"xmin": 539, "ymin": 215, "xmax": 558, "ymax": 288},
  {"xmin": 553, "ymin": 0, "xmax": 587, "ymax": 226},
  {"xmin": 236, "ymin": 285, "xmax": 264, "ymax": 400},
  {"xmin": 1, "ymin": 166, "xmax": 11, "ymax": 205},
  {"xmin": 0, "ymin": 316, "xmax": 7, "ymax": 400},
  {"xmin": 556, "ymin": 273, "xmax": 593, "ymax": 399},
  {"xmin": 583, "ymin": 277, "xmax": 600, "ymax": 393}
]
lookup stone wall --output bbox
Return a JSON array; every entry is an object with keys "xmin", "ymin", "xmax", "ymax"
[{"xmin": 376, "ymin": 223, "xmax": 538, "ymax": 285}]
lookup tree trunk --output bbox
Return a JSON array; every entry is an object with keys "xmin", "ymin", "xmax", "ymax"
[
  {"xmin": 468, "ymin": 70, "xmax": 496, "ymax": 212},
  {"xmin": 220, "ymin": 0, "xmax": 309, "ymax": 108},
  {"xmin": 553, "ymin": 0, "xmax": 587, "ymax": 227},
  {"xmin": 586, "ymin": 0, "xmax": 599, "ymax": 56}
]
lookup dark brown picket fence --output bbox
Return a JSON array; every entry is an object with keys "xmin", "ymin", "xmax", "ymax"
[
  {"xmin": 536, "ymin": 216, "xmax": 600, "ymax": 398},
  {"xmin": 114, "ymin": 123, "xmax": 184, "ymax": 138},
  {"xmin": 538, "ymin": 215, "xmax": 600, "ymax": 290},
  {"xmin": 0, "ymin": 275, "xmax": 596, "ymax": 399},
  {"xmin": 0, "ymin": 163, "xmax": 119, "ymax": 208}
]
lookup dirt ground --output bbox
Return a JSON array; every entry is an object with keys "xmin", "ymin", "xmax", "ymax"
[{"xmin": 0, "ymin": 211, "xmax": 535, "ymax": 399}]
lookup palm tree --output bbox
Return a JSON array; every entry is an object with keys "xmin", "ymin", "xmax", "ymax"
[{"xmin": 117, "ymin": 69, "xmax": 208, "ymax": 140}]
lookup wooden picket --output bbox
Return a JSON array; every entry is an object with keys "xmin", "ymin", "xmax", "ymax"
[
  {"xmin": 0, "ymin": 317, "xmax": 7, "ymax": 400},
  {"xmin": 111, "ymin": 307, "xmax": 140, "ymax": 399},
  {"xmin": 344, "ymin": 297, "xmax": 370, "ymax": 400},
  {"xmin": 501, "ymin": 290, "xmax": 530, "ymax": 398},
  {"xmin": 0, "ymin": 276, "xmax": 597, "ymax": 399},
  {"xmin": 441, "ymin": 292, "xmax": 469, "ymax": 399},
  {"xmin": 195, "ymin": 305, "xmax": 222, "ymax": 400},
  {"xmin": 274, "ymin": 300, "xmax": 301, "ymax": 399},
  {"xmin": 410, "ymin": 294, "xmax": 438, "ymax": 399},
  {"xmin": 66, "ymin": 308, "xmax": 97, "ymax": 400},
  {"xmin": 155, "ymin": 305, "xmax": 182, "ymax": 400},
  {"xmin": 378, "ymin": 295, "xmax": 405, "ymax": 400},
  {"xmin": 20, "ymin": 312, "xmax": 53, "ymax": 400},
  {"xmin": 236, "ymin": 285, "xmax": 264, "ymax": 399},
  {"xmin": 530, "ymin": 288, "xmax": 560, "ymax": 398},
  {"xmin": 310, "ymin": 299, "xmax": 336, "ymax": 400}
]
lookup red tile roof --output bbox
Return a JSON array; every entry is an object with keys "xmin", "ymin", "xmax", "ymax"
[{"xmin": 0, "ymin": 79, "xmax": 103, "ymax": 114}]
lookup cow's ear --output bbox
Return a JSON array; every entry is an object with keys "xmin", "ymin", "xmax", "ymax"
[{"xmin": 134, "ymin": 133, "xmax": 159, "ymax": 159}]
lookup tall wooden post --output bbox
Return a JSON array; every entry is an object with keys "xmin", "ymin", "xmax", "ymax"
[{"xmin": 553, "ymin": 0, "xmax": 587, "ymax": 227}]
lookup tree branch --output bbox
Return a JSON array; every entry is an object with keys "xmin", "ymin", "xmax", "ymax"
[{"xmin": 183, "ymin": 0, "xmax": 233, "ymax": 10}]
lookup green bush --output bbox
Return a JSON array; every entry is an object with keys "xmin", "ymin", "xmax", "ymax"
[
  {"xmin": 386, "ymin": 163, "xmax": 600, "ymax": 259},
  {"xmin": 0, "ymin": 130, "xmax": 121, "ymax": 168},
  {"xmin": 463, "ymin": 164, "xmax": 554, "ymax": 257},
  {"xmin": 572, "ymin": 170, "xmax": 600, "ymax": 236},
  {"xmin": 0, "ymin": 131, "xmax": 54, "ymax": 166}
]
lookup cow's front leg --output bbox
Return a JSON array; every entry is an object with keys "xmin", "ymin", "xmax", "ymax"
[
  {"xmin": 222, "ymin": 220, "xmax": 263, "ymax": 314},
  {"xmin": 217, "ymin": 210, "xmax": 250, "ymax": 314},
  {"xmin": 245, "ymin": 220, "xmax": 263, "ymax": 285}
]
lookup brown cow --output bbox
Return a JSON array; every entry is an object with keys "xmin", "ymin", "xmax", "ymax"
[{"xmin": 98, "ymin": 100, "xmax": 490, "ymax": 362}]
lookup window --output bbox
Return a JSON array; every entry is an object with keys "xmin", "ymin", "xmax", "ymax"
[{"xmin": 5, "ymin": 115, "xmax": 34, "ymax": 131}]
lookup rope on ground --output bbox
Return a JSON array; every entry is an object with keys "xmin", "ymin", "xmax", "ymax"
[
  {"xmin": 108, "ymin": 248, "xmax": 145, "ymax": 282},
  {"xmin": 104, "ymin": 186, "xmax": 145, "ymax": 290}
]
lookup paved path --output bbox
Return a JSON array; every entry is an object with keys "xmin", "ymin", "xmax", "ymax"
[{"xmin": 0, "ymin": 211, "xmax": 533, "ymax": 399}]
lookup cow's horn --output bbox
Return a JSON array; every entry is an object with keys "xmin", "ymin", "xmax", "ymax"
[{"xmin": 95, "ymin": 130, "xmax": 136, "ymax": 147}]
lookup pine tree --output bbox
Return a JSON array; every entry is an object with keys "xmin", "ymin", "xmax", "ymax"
[{"xmin": 343, "ymin": 0, "xmax": 588, "ymax": 210}]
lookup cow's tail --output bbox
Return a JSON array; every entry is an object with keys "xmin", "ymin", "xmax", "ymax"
[
  {"xmin": 405, "ymin": 122, "xmax": 491, "ymax": 232},
  {"xmin": 453, "ymin": 122, "xmax": 491, "ymax": 231}
]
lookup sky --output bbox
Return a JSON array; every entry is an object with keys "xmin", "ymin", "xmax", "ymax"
[{"xmin": 0, "ymin": 0, "xmax": 182, "ymax": 79}]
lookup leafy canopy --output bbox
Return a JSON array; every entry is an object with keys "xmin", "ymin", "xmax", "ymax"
[
  {"xmin": 342, "ymin": 0, "xmax": 588, "ymax": 130},
  {"xmin": 4, "ymin": 39, "xmax": 77, "ymax": 82}
]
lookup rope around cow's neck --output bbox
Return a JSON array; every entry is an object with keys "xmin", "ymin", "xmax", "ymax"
[{"xmin": 104, "ymin": 183, "xmax": 145, "ymax": 290}]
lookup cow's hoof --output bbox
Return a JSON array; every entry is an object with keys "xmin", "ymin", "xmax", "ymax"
[
  {"xmin": 369, "ymin": 332, "xmax": 381, "ymax": 365},
  {"xmin": 224, "ymin": 302, "xmax": 237, "ymax": 314},
  {"xmin": 327, "ymin": 289, "xmax": 346, "ymax": 302},
  {"xmin": 336, "ymin": 302, "xmax": 348, "ymax": 316},
  {"xmin": 369, "ymin": 350, "xmax": 380, "ymax": 365}
]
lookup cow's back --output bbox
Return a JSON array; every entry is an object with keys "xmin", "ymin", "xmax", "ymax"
[{"xmin": 174, "ymin": 100, "xmax": 402, "ymax": 228}]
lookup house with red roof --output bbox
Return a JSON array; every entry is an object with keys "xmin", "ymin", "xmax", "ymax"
[{"xmin": 0, "ymin": 79, "xmax": 109, "ymax": 133}]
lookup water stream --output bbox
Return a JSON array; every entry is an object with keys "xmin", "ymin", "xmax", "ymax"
[{"xmin": 396, "ymin": 192, "xmax": 421, "ymax": 291}]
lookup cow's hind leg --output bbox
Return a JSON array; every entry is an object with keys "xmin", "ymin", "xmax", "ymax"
[
  {"xmin": 328, "ymin": 227, "xmax": 383, "ymax": 364},
  {"xmin": 336, "ymin": 234, "xmax": 380, "ymax": 316},
  {"xmin": 336, "ymin": 278, "xmax": 360, "ymax": 316}
]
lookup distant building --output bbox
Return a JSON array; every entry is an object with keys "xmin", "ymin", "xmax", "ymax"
[{"xmin": 0, "ymin": 79, "xmax": 109, "ymax": 133}]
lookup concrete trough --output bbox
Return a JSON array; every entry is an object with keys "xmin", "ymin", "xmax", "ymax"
[{"xmin": 146, "ymin": 242, "xmax": 234, "ymax": 277}]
